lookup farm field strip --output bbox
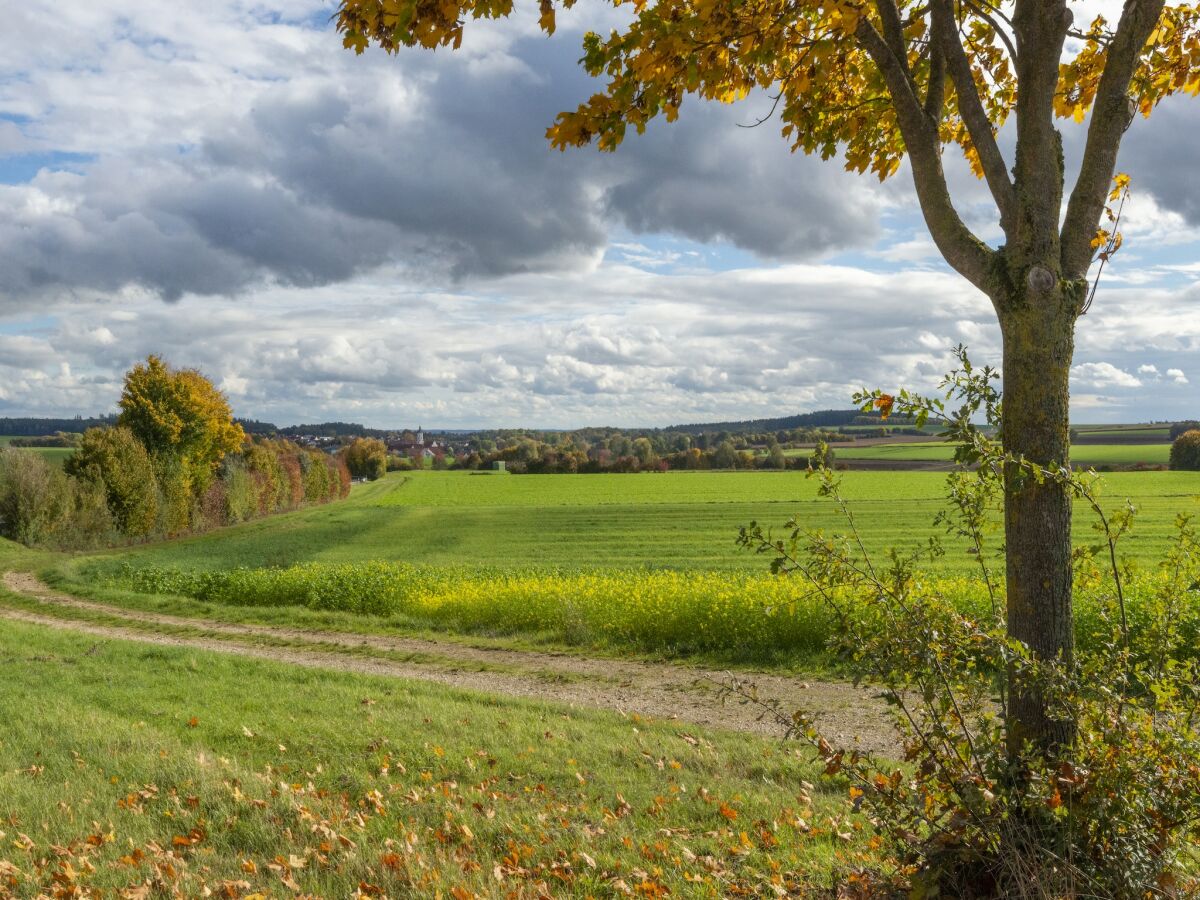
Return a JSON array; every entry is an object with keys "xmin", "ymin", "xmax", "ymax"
[
  {"xmin": 831, "ymin": 441, "xmax": 1171, "ymax": 465},
  {"xmin": 72, "ymin": 470, "xmax": 1200, "ymax": 575},
  {"xmin": 0, "ymin": 436, "xmax": 75, "ymax": 465}
]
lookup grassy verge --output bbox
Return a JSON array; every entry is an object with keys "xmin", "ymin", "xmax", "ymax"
[{"xmin": 0, "ymin": 621, "xmax": 869, "ymax": 897}]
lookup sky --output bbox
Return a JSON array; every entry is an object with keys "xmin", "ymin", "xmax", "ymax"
[{"xmin": 0, "ymin": 1, "xmax": 1197, "ymax": 429}]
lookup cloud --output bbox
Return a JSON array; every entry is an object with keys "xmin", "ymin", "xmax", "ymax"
[
  {"xmin": 0, "ymin": 0, "xmax": 1198, "ymax": 427},
  {"xmin": 0, "ymin": 4, "xmax": 887, "ymax": 307},
  {"xmin": 1071, "ymin": 362, "xmax": 1141, "ymax": 390}
]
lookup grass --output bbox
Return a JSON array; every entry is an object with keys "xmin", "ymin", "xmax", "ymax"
[
  {"xmin": 0, "ymin": 619, "xmax": 865, "ymax": 897},
  {"xmin": 832, "ymin": 440, "xmax": 1171, "ymax": 466},
  {"xmin": 0, "ymin": 436, "xmax": 75, "ymax": 466},
  {"xmin": 57, "ymin": 470, "xmax": 1200, "ymax": 577},
  {"xmin": 10, "ymin": 467, "xmax": 1189, "ymax": 669}
]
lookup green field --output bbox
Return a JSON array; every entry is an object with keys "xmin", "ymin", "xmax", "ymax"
[
  {"xmin": 66, "ymin": 469, "xmax": 1198, "ymax": 577},
  {"xmin": 830, "ymin": 440, "xmax": 1170, "ymax": 466},
  {"xmin": 3, "ymin": 459, "xmax": 1198, "ymax": 892},
  {"xmin": 0, "ymin": 436, "xmax": 75, "ymax": 466}
]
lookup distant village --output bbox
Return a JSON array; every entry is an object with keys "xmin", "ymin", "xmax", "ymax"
[{"xmin": 291, "ymin": 428, "xmax": 461, "ymax": 461}]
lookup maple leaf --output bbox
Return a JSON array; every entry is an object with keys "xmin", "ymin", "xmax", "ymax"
[{"xmin": 874, "ymin": 394, "xmax": 895, "ymax": 421}]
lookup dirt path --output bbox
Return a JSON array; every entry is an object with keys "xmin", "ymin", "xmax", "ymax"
[{"xmin": 0, "ymin": 571, "xmax": 896, "ymax": 752}]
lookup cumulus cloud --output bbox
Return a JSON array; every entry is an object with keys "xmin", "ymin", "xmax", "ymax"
[
  {"xmin": 0, "ymin": 2, "xmax": 887, "ymax": 307},
  {"xmin": 1071, "ymin": 362, "xmax": 1142, "ymax": 390},
  {"xmin": 0, "ymin": 0, "xmax": 1198, "ymax": 426}
]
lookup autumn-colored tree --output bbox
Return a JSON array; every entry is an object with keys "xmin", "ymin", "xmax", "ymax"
[
  {"xmin": 118, "ymin": 355, "xmax": 245, "ymax": 502},
  {"xmin": 342, "ymin": 437, "xmax": 389, "ymax": 480},
  {"xmin": 338, "ymin": 0, "xmax": 1200, "ymax": 756},
  {"xmin": 65, "ymin": 426, "xmax": 159, "ymax": 537}
]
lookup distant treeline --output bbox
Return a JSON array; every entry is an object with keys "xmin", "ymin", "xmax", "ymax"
[
  {"xmin": 0, "ymin": 416, "xmax": 116, "ymax": 436},
  {"xmin": 279, "ymin": 421, "xmax": 385, "ymax": 438},
  {"xmin": 0, "ymin": 416, "xmax": 277, "ymax": 436}
]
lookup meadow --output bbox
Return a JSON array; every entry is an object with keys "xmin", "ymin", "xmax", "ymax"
[
  {"xmin": 0, "ymin": 435, "xmax": 75, "ymax": 466},
  {"xmin": 4, "ymin": 457, "xmax": 1200, "ymax": 893},
  {"xmin": 0, "ymin": 619, "xmax": 861, "ymax": 897},
  {"xmin": 16, "ymin": 467, "xmax": 1192, "ymax": 668},
  {"xmin": 62, "ymin": 469, "xmax": 1200, "ymax": 574},
  {"xmin": 828, "ymin": 440, "xmax": 1171, "ymax": 466}
]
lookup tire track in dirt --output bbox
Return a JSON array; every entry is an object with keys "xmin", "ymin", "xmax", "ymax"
[{"xmin": 0, "ymin": 571, "xmax": 896, "ymax": 751}]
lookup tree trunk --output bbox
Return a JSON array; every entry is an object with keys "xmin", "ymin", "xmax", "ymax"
[{"xmin": 998, "ymin": 288, "xmax": 1078, "ymax": 757}]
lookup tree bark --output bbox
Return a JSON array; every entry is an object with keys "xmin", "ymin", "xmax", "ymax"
[{"xmin": 998, "ymin": 287, "xmax": 1079, "ymax": 756}]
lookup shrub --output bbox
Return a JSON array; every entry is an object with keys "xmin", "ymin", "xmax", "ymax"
[
  {"xmin": 0, "ymin": 449, "xmax": 112, "ymax": 548},
  {"xmin": 195, "ymin": 478, "xmax": 229, "ymax": 531},
  {"xmin": 0, "ymin": 449, "xmax": 75, "ymax": 545},
  {"xmin": 279, "ymin": 451, "xmax": 304, "ymax": 507},
  {"xmin": 153, "ymin": 454, "xmax": 193, "ymax": 536},
  {"xmin": 1169, "ymin": 428, "xmax": 1200, "ymax": 470},
  {"xmin": 220, "ymin": 459, "xmax": 257, "ymax": 523},
  {"xmin": 808, "ymin": 440, "xmax": 835, "ymax": 469},
  {"xmin": 734, "ymin": 351, "xmax": 1200, "ymax": 896},
  {"xmin": 342, "ymin": 437, "xmax": 388, "ymax": 480},
  {"xmin": 65, "ymin": 426, "xmax": 159, "ymax": 537},
  {"xmin": 300, "ymin": 450, "xmax": 333, "ymax": 502},
  {"xmin": 331, "ymin": 455, "xmax": 352, "ymax": 497},
  {"xmin": 243, "ymin": 443, "xmax": 288, "ymax": 514}
]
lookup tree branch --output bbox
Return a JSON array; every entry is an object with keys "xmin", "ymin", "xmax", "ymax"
[
  {"xmin": 1061, "ymin": 0, "xmax": 1165, "ymax": 279},
  {"xmin": 933, "ymin": 0, "xmax": 1017, "ymax": 233},
  {"xmin": 924, "ymin": 37, "xmax": 946, "ymax": 121},
  {"xmin": 856, "ymin": 18, "xmax": 997, "ymax": 294},
  {"xmin": 1011, "ymin": 1, "xmax": 1072, "ymax": 256},
  {"xmin": 965, "ymin": 0, "xmax": 1019, "ymax": 65},
  {"xmin": 876, "ymin": 0, "xmax": 912, "ymax": 77}
]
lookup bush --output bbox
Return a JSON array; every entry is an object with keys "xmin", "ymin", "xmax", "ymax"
[
  {"xmin": 733, "ymin": 351, "xmax": 1200, "ymax": 896},
  {"xmin": 221, "ymin": 459, "xmax": 256, "ymax": 524},
  {"xmin": 331, "ymin": 455, "xmax": 352, "ymax": 498},
  {"xmin": 0, "ymin": 449, "xmax": 112, "ymax": 548},
  {"xmin": 153, "ymin": 454, "xmax": 193, "ymax": 536},
  {"xmin": 1169, "ymin": 428, "xmax": 1200, "ymax": 470},
  {"xmin": 65, "ymin": 426, "xmax": 159, "ymax": 537},
  {"xmin": 808, "ymin": 440, "xmax": 835, "ymax": 469},
  {"xmin": 244, "ymin": 443, "xmax": 288, "ymax": 514},
  {"xmin": 300, "ymin": 450, "xmax": 333, "ymax": 502},
  {"xmin": 342, "ymin": 437, "xmax": 388, "ymax": 480}
]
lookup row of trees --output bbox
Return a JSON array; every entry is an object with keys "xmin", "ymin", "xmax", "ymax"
[
  {"xmin": 0, "ymin": 357, "xmax": 350, "ymax": 549},
  {"xmin": 360, "ymin": 437, "xmax": 834, "ymax": 475}
]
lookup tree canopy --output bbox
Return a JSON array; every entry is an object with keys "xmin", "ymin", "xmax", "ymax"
[{"xmin": 118, "ymin": 355, "xmax": 245, "ymax": 495}]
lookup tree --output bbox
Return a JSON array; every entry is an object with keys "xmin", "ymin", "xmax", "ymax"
[
  {"xmin": 1169, "ymin": 429, "xmax": 1200, "ymax": 470},
  {"xmin": 763, "ymin": 442, "xmax": 788, "ymax": 469},
  {"xmin": 65, "ymin": 426, "xmax": 159, "ymax": 537},
  {"xmin": 809, "ymin": 440, "xmax": 836, "ymax": 470},
  {"xmin": 118, "ymin": 355, "xmax": 245, "ymax": 501},
  {"xmin": 711, "ymin": 439, "xmax": 740, "ymax": 469},
  {"xmin": 631, "ymin": 436, "xmax": 659, "ymax": 467},
  {"xmin": 342, "ymin": 437, "xmax": 389, "ymax": 480},
  {"xmin": 337, "ymin": 0, "xmax": 1200, "ymax": 756}
]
